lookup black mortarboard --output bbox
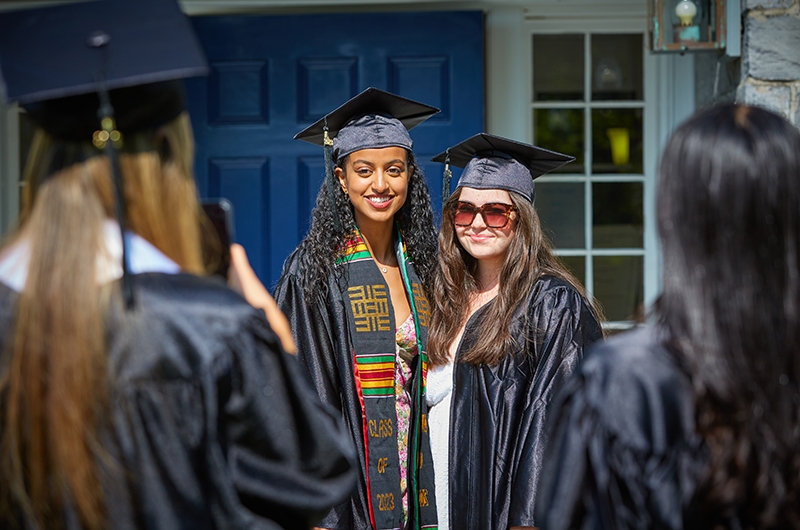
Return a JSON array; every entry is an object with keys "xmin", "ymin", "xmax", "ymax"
[
  {"xmin": 431, "ymin": 133, "xmax": 574, "ymax": 203},
  {"xmin": 0, "ymin": 0, "xmax": 208, "ymax": 309},
  {"xmin": 0, "ymin": 0, "xmax": 208, "ymax": 140},
  {"xmin": 294, "ymin": 87, "xmax": 440, "ymax": 161},
  {"xmin": 294, "ymin": 87, "xmax": 438, "ymax": 232}
]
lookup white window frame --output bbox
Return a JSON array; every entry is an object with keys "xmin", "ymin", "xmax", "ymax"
[
  {"xmin": 532, "ymin": 30, "xmax": 647, "ymax": 328},
  {"xmin": 487, "ymin": 4, "xmax": 697, "ymax": 327}
]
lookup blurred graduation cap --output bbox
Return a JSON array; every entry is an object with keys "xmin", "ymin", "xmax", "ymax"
[
  {"xmin": 0, "ymin": 0, "xmax": 208, "ymax": 138},
  {"xmin": 432, "ymin": 133, "xmax": 574, "ymax": 203},
  {"xmin": 294, "ymin": 87, "xmax": 439, "ymax": 230},
  {"xmin": 0, "ymin": 0, "xmax": 209, "ymax": 307}
]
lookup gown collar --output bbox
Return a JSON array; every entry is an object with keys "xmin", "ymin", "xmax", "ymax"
[{"xmin": 0, "ymin": 219, "xmax": 180, "ymax": 292}]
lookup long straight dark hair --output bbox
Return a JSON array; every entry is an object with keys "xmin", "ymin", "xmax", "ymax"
[
  {"xmin": 428, "ymin": 188, "xmax": 601, "ymax": 366},
  {"xmin": 657, "ymin": 104, "xmax": 800, "ymax": 527}
]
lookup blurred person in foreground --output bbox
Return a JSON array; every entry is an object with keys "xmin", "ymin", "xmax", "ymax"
[
  {"xmin": 535, "ymin": 104, "xmax": 800, "ymax": 529},
  {"xmin": 0, "ymin": 1, "xmax": 355, "ymax": 529}
]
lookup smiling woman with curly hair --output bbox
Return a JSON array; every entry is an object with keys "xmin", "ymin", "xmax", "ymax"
[{"xmin": 274, "ymin": 88, "xmax": 440, "ymax": 530}]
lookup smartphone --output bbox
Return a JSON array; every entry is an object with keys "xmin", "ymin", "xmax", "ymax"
[{"xmin": 201, "ymin": 198, "xmax": 235, "ymax": 278}]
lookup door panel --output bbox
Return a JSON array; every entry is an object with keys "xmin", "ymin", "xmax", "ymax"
[{"xmin": 186, "ymin": 11, "xmax": 484, "ymax": 287}]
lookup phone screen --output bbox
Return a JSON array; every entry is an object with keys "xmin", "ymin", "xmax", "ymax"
[{"xmin": 201, "ymin": 198, "xmax": 235, "ymax": 278}]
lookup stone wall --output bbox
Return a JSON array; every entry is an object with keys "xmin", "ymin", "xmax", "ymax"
[{"xmin": 737, "ymin": 0, "xmax": 800, "ymax": 126}]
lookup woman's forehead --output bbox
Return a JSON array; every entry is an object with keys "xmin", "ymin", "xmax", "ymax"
[
  {"xmin": 458, "ymin": 187, "xmax": 512, "ymax": 204},
  {"xmin": 346, "ymin": 146, "xmax": 408, "ymax": 165}
]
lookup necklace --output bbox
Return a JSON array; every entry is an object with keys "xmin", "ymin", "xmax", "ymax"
[{"xmin": 381, "ymin": 267, "xmax": 388, "ymax": 273}]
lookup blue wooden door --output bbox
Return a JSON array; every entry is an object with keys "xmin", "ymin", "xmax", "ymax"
[{"xmin": 185, "ymin": 11, "xmax": 484, "ymax": 287}]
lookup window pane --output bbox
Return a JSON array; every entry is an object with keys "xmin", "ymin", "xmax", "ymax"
[
  {"xmin": 558, "ymin": 255, "xmax": 586, "ymax": 286},
  {"xmin": 591, "ymin": 108, "xmax": 643, "ymax": 174},
  {"xmin": 535, "ymin": 182, "xmax": 585, "ymax": 248},
  {"xmin": 591, "ymin": 34, "xmax": 643, "ymax": 101},
  {"xmin": 534, "ymin": 108, "xmax": 584, "ymax": 174},
  {"xmin": 19, "ymin": 112, "xmax": 37, "ymax": 212},
  {"xmin": 592, "ymin": 182, "xmax": 643, "ymax": 248},
  {"xmin": 593, "ymin": 255, "xmax": 644, "ymax": 321},
  {"xmin": 533, "ymin": 34, "xmax": 584, "ymax": 101},
  {"xmin": 19, "ymin": 111, "xmax": 36, "ymax": 172}
]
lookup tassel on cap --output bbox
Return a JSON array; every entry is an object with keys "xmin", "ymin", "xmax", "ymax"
[
  {"xmin": 323, "ymin": 121, "xmax": 343, "ymax": 232},
  {"xmin": 0, "ymin": 0, "xmax": 211, "ymax": 310},
  {"xmin": 442, "ymin": 150, "xmax": 452, "ymax": 202},
  {"xmin": 92, "ymin": 35, "xmax": 135, "ymax": 309}
]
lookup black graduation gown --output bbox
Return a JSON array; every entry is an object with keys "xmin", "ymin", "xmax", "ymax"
[
  {"xmin": 274, "ymin": 246, "xmax": 431, "ymax": 530},
  {"xmin": 0, "ymin": 273, "xmax": 357, "ymax": 530},
  {"xmin": 534, "ymin": 326, "xmax": 705, "ymax": 530},
  {"xmin": 448, "ymin": 276, "xmax": 602, "ymax": 530}
]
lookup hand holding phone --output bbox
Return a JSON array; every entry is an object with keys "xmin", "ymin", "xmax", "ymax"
[
  {"xmin": 201, "ymin": 199, "xmax": 295, "ymax": 353},
  {"xmin": 201, "ymin": 198, "xmax": 235, "ymax": 278}
]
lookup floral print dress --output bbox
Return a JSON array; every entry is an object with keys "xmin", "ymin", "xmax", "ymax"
[{"xmin": 394, "ymin": 312, "xmax": 418, "ymax": 525}]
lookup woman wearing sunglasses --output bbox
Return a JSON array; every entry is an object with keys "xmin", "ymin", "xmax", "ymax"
[{"xmin": 425, "ymin": 134, "xmax": 603, "ymax": 530}]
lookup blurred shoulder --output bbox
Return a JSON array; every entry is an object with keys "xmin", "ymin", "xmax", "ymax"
[
  {"xmin": 135, "ymin": 272, "xmax": 262, "ymax": 324},
  {"xmin": 581, "ymin": 326, "xmax": 681, "ymax": 384},
  {"xmin": 109, "ymin": 273, "xmax": 281, "ymax": 382},
  {"xmin": 576, "ymin": 326, "xmax": 694, "ymax": 449}
]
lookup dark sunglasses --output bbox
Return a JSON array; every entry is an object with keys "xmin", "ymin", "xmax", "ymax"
[{"xmin": 452, "ymin": 201, "xmax": 517, "ymax": 228}]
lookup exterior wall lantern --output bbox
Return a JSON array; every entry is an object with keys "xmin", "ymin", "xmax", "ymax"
[{"xmin": 648, "ymin": 0, "xmax": 727, "ymax": 52}]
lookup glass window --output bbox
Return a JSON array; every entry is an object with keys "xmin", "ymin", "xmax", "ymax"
[
  {"xmin": 18, "ymin": 112, "xmax": 36, "ymax": 210},
  {"xmin": 536, "ymin": 182, "xmax": 585, "ymax": 248},
  {"xmin": 592, "ymin": 182, "xmax": 643, "ymax": 248},
  {"xmin": 559, "ymin": 255, "xmax": 586, "ymax": 286},
  {"xmin": 593, "ymin": 255, "xmax": 644, "ymax": 321},
  {"xmin": 591, "ymin": 34, "xmax": 643, "ymax": 101},
  {"xmin": 533, "ymin": 108, "xmax": 585, "ymax": 174},
  {"xmin": 591, "ymin": 108, "xmax": 643, "ymax": 174},
  {"xmin": 532, "ymin": 34, "xmax": 584, "ymax": 101},
  {"xmin": 531, "ymin": 32, "xmax": 646, "ymax": 327}
]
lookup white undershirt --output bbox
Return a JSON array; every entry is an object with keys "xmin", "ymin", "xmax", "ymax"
[
  {"xmin": 0, "ymin": 219, "xmax": 180, "ymax": 292},
  {"xmin": 424, "ymin": 295, "xmax": 495, "ymax": 530},
  {"xmin": 426, "ymin": 361, "xmax": 454, "ymax": 530}
]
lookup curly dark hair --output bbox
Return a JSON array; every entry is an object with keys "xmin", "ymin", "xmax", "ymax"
[
  {"xmin": 289, "ymin": 150, "xmax": 437, "ymax": 302},
  {"xmin": 657, "ymin": 104, "xmax": 800, "ymax": 528}
]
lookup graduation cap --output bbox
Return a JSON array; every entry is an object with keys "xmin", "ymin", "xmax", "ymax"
[
  {"xmin": 0, "ymin": 0, "xmax": 208, "ymax": 139},
  {"xmin": 0, "ymin": 0, "xmax": 209, "ymax": 307},
  {"xmin": 294, "ymin": 87, "xmax": 439, "ymax": 230},
  {"xmin": 431, "ymin": 133, "xmax": 574, "ymax": 203},
  {"xmin": 295, "ymin": 87, "xmax": 440, "ymax": 161}
]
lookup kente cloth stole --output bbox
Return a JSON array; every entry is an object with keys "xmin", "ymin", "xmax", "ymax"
[{"xmin": 336, "ymin": 229, "xmax": 438, "ymax": 530}]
